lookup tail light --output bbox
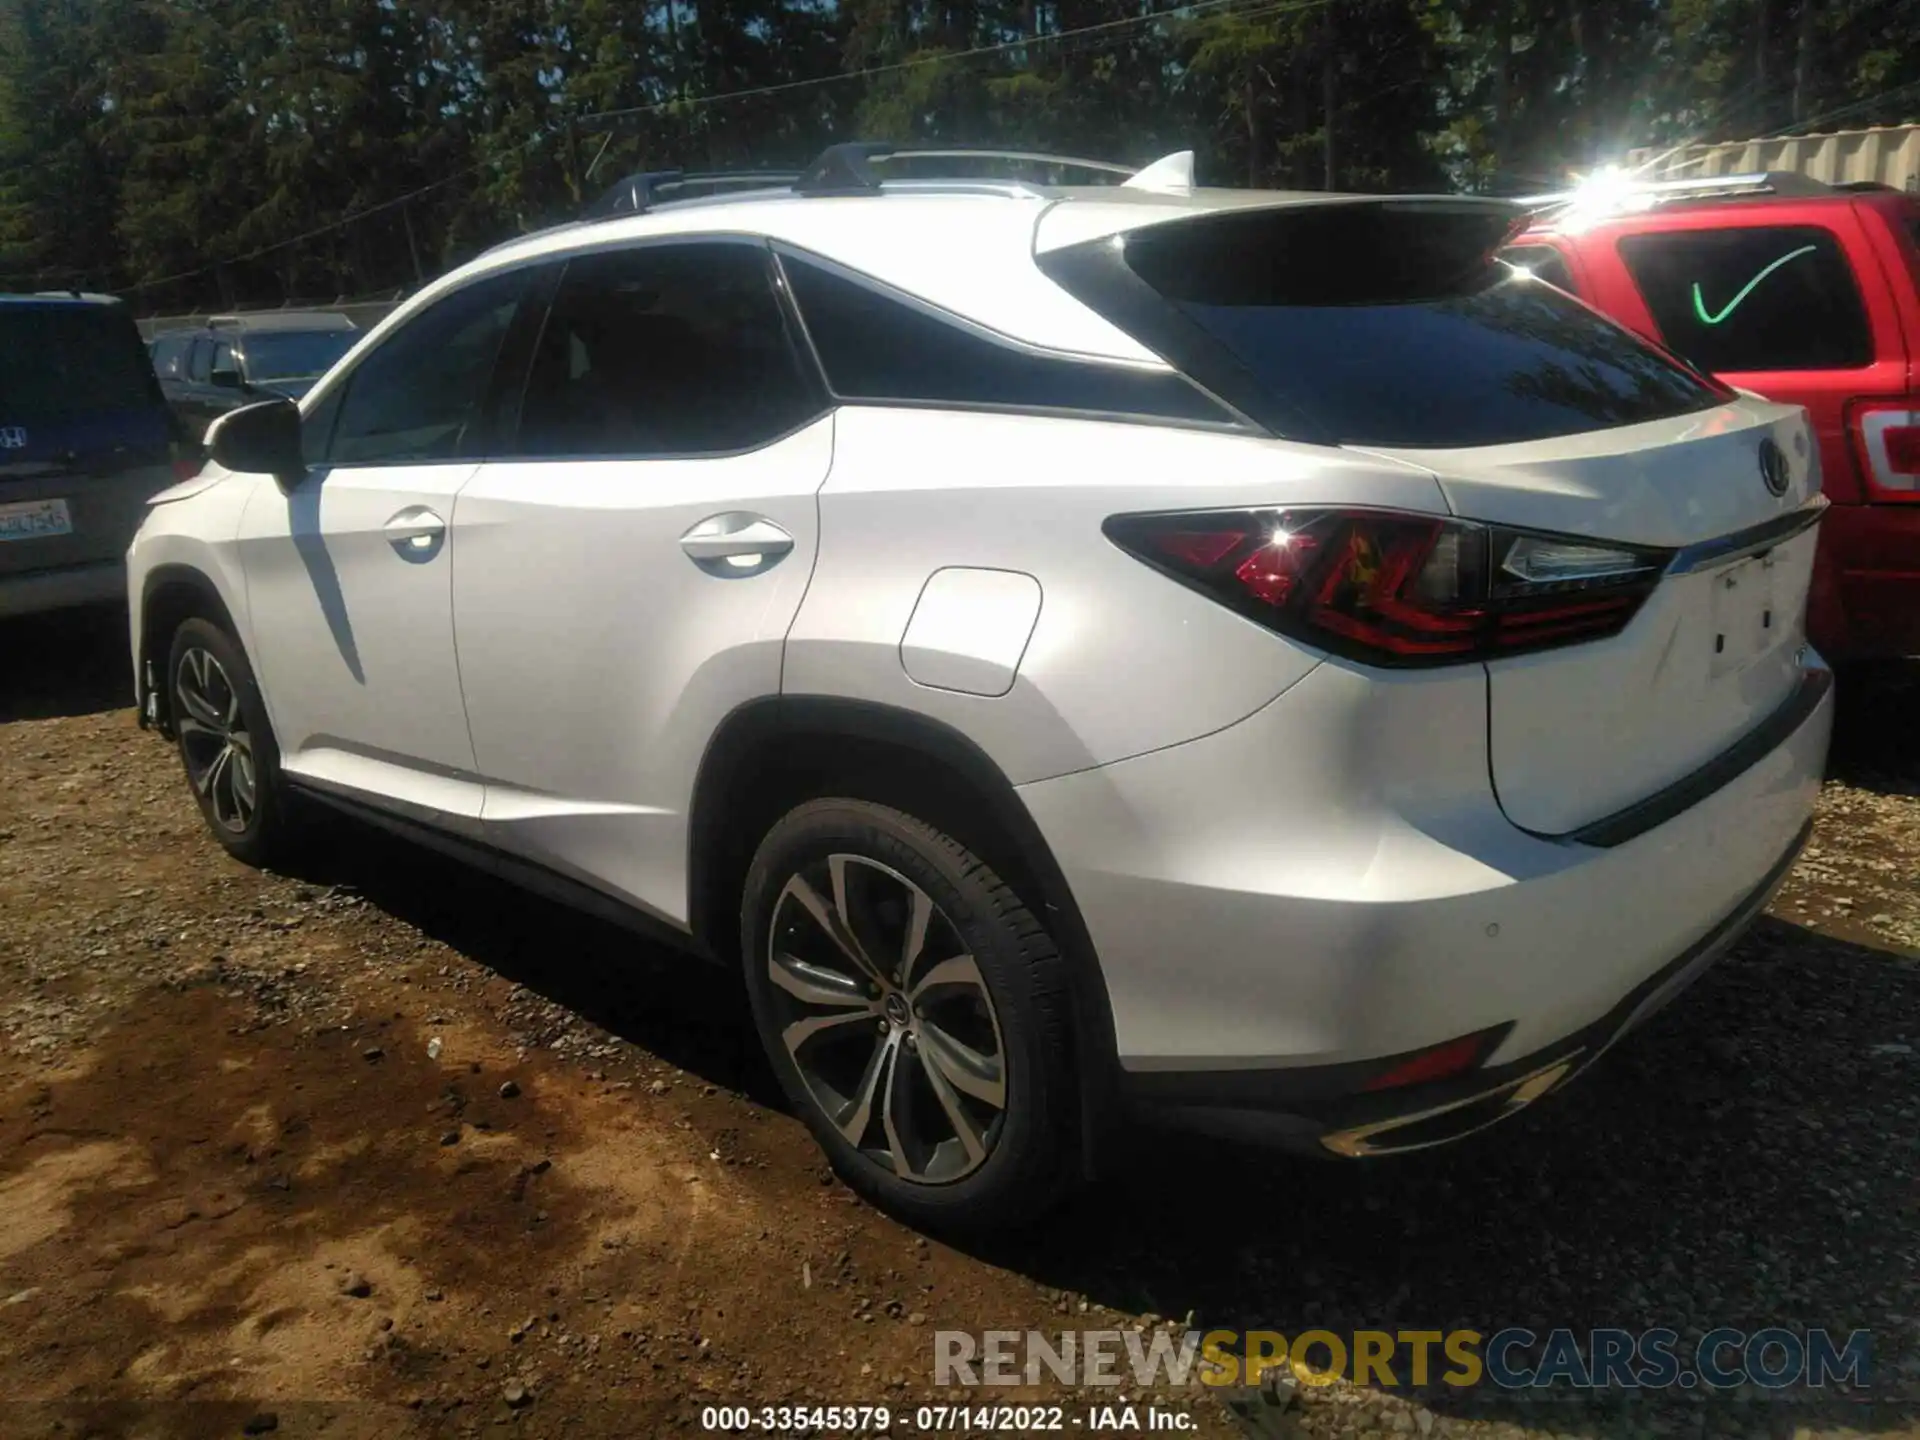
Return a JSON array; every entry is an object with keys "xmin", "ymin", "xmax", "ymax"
[
  {"xmin": 171, "ymin": 457, "xmax": 202, "ymax": 483},
  {"xmin": 1105, "ymin": 507, "xmax": 1672, "ymax": 667},
  {"xmin": 1851, "ymin": 401, "xmax": 1920, "ymax": 502}
]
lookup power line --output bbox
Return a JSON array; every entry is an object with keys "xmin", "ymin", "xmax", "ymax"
[{"xmin": 114, "ymin": 0, "xmax": 1331, "ymax": 297}]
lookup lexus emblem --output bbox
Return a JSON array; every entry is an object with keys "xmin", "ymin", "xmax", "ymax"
[
  {"xmin": 0, "ymin": 426, "xmax": 26, "ymax": 450},
  {"xmin": 1758, "ymin": 438, "xmax": 1791, "ymax": 498}
]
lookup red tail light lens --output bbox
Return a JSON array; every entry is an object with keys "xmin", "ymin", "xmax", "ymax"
[
  {"xmin": 171, "ymin": 457, "xmax": 201, "ymax": 483},
  {"xmin": 1106, "ymin": 507, "xmax": 1672, "ymax": 666},
  {"xmin": 1851, "ymin": 401, "xmax": 1920, "ymax": 501}
]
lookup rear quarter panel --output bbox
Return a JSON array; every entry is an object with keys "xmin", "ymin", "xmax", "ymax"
[{"xmin": 783, "ymin": 406, "xmax": 1452, "ymax": 784}]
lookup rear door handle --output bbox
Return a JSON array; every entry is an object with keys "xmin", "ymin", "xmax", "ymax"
[
  {"xmin": 679, "ymin": 513, "xmax": 795, "ymax": 573},
  {"xmin": 385, "ymin": 507, "xmax": 446, "ymax": 556}
]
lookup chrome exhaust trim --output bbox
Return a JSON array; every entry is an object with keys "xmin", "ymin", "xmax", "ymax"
[{"xmin": 1319, "ymin": 1051, "xmax": 1586, "ymax": 1158}]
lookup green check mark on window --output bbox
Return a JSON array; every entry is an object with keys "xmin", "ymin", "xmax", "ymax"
[{"xmin": 1691, "ymin": 244, "xmax": 1819, "ymax": 325}]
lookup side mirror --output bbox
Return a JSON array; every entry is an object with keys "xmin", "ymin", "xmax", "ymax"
[
  {"xmin": 206, "ymin": 398, "xmax": 306, "ymax": 490},
  {"xmin": 208, "ymin": 365, "xmax": 246, "ymax": 391}
]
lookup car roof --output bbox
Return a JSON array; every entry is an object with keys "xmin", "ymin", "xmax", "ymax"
[
  {"xmin": 207, "ymin": 310, "xmax": 357, "ymax": 331},
  {"xmin": 0, "ymin": 291, "xmax": 126, "ymax": 307}
]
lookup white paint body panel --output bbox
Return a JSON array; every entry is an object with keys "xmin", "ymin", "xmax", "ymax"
[
  {"xmin": 450, "ymin": 417, "xmax": 833, "ymax": 923},
  {"xmin": 233, "ymin": 461, "xmax": 485, "ymax": 831},
  {"xmin": 784, "ymin": 406, "xmax": 1448, "ymax": 784},
  {"xmin": 899, "ymin": 568, "xmax": 1043, "ymax": 697}
]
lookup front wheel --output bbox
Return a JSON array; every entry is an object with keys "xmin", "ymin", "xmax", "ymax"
[
  {"xmin": 166, "ymin": 616, "xmax": 297, "ymax": 867},
  {"xmin": 740, "ymin": 799, "xmax": 1081, "ymax": 1232}
]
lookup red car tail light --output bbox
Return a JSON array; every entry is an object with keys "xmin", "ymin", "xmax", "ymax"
[
  {"xmin": 1105, "ymin": 507, "xmax": 1672, "ymax": 667},
  {"xmin": 1851, "ymin": 401, "xmax": 1920, "ymax": 502}
]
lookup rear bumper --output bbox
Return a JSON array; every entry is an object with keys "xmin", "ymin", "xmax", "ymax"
[
  {"xmin": 1807, "ymin": 502, "xmax": 1920, "ymax": 660},
  {"xmin": 1016, "ymin": 653, "xmax": 1833, "ymax": 1156},
  {"xmin": 0, "ymin": 559, "xmax": 128, "ymax": 619}
]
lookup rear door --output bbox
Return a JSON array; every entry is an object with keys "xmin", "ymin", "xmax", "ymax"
[
  {"xmin": 452, "ymin": 237, "xmax": 831, "ymax": 923},
  {"xmin": 0, "ymin": 301, "xmax": 177, "ymax": 590}
]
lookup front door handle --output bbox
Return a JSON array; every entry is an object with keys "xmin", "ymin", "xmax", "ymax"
[
  {"xmin": 679, "ymin": 513, "xmax": 795, "ymax": 574},
  {"xmin": 385, "ymin": 507, "xmax": 446, "ymax": 557}
]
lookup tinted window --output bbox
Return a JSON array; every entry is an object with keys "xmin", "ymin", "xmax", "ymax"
[
  {"xmin": 1618, "ymin": 226, "xmax": 1873, "ymax": 373},
  {"xmin": 1500, "ymin": 245, "xmax": 1576, "ymax": 294},
  {"xmin": 209, "ymin": 339, "xmax": 236, "ymax": 376},
  {"xmin": 187, "ymin": 338, "xmax": 212, "ymax": 382},
  {"xmin": 512, "ymin": 242, "xmax": 816, "ymax": 458},
  {"xmin": 0, "ymin": 304, "xmax": 163, "ymax": 423},
  {"xmin": 1046, "ymin": 206, "xmax": 1722, "ymax": 448},
  {"xmin": 328, "ymin": 269, "xmax": 527, "ymax": 466},
  {"xmin": 780, "ymin": 252, "xmax": 1235, "ymax": 426},
  {"xmin": 242, "ymin": 330, "xmax": 357, "ymax": 383},
  {"xmin": 151, "ymin": 335, "xmax": 190, "ymax": 379}
]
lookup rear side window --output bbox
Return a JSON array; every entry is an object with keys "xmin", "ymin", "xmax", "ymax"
[
  {"xmin": 150, "ymin": 335, "xmax": 190, "ymax": 379},
  {"xmin": 779, "ymin": 251, "xmax": 1237, "ymax": 427},
  {"xmin": 1500, "ymin": 245, "xmax": 1577, "ymax": 294},
  {"xmin": 0, "ymin": 304, "xmax": 162, "ymax": 424},
  {"xmin": 1618, "ymin": 226, "xmax": 1873, "ymax": 373},
  {"xmin": 326, "ymin": 268, "xmax": 528, "ymax": 466},
  {"xmin": 511, "ymin": 241, "xmax": 818, "ymax": 458},
  {"xmin": 1041, "ymin": 204, "xmax": 1723, "ymax": 448}
]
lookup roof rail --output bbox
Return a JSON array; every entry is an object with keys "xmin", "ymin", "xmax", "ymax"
[
  {"xmin": 794, "ymin": 142, "xmax": 1135, "ymax": 195},
  {"xmin": 1519, "ymin": 169, "xmax": 1835, "ymax": 216},
  {"xmin": 588, "ymin": 169, "xmax": 804, "ymax": 219}
]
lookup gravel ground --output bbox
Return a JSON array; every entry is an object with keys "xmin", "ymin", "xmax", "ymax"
[{"xmin": 0, "ymin": 605, "xmax": 1916, "ymax": 1440}]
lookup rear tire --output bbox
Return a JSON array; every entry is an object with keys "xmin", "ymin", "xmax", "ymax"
[
  {"xmin": 740, "ymin": 799, "xmax": 1080, "ymax": 1232},
  {"xmin": 166, "ymin": 616, "xmax": 297, "ymax": 868}
]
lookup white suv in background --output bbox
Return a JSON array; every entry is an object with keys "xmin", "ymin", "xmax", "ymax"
[{"xmin": 127, "ymin": 145, "xmax": 1833, "ymax": 1230}]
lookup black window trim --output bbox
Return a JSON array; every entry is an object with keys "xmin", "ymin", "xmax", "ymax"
[
  {"xmin": 486, "ymin": 232, "xmax": 834, "ymax": 466},
  {"xmin": 771, "ymin": 239, "xmax": 1260, "ymax": 436}
]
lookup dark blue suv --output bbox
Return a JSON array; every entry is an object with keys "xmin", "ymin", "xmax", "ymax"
[{"xmin": 0, "ymin": 293, "xmax": 189, "ymax": 618}]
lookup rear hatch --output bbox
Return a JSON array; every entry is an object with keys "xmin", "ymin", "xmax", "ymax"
[
  {"xmin": 0, "ymin": 299, "xmax": 178, "ymax": 579},
  {"xmin": 1038, "ymin": 197, "xmax": 1824, "ymax": 836}
]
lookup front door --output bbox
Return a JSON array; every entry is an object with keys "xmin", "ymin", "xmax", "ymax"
[{"xmin": 236, "ymin": 265, "xmax": 534, "ymax": 831}]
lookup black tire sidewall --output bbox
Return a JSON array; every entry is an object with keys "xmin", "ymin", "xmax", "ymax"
[
  {"xmin": 740, "ymin": 799, "xmax": 1075, "ymax": 1229},
  {"xmin": 166, "ymin": 616, "xmax": 288, "ymax": 865}
]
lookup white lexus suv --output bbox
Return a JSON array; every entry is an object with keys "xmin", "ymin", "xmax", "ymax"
[{"xmin": 128, "ymin": 145, "xmax": 1833, "ymax": 1230}]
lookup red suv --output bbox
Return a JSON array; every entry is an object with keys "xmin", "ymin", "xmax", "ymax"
[{"xmin": 1507, "ymin": 180, "xmax": 1920, "ymax": 661}]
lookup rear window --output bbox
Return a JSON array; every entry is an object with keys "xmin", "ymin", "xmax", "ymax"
[
  {"xmin": 1041, "ymin": 204, "xmax": 1724, "ymax": 448},
  {"xmin": 241, "ymin": 330, "xmax": 358, "ymax": 383},
  {"xmin": 0, "ymin": 304, "xmax": 163, "ymax": 424},
  {"xmin": 1618, "ymin": 226, "xmax": 1873, "ymax": 373}
]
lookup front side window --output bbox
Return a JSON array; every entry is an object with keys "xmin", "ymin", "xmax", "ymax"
[
  {"xmin": 209, "ymin": 339, "xmax": 236, "ymax": 377},
  {"xmin": 1618, "ymin": 226, "xmax": 1874, "ymax": 373},
  {"xmin": 780, "ymin": 250, "xmax": 1235, "ymax": 425},
  {"xmin": 510, "ymin": 241, "xmax": 817, "ymax": 458},
  {"xmin": 187, "ymin": 338, "xmax": 212, "ymax": 382},
  {"xmin": 326, "ymin": 268, "xmax": 528, "ymax": 466}
]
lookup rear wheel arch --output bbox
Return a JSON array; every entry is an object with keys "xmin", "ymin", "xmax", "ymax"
[{"xmin": 687, "ymin": 696, "xmax": 1123, "ymax": 1171}]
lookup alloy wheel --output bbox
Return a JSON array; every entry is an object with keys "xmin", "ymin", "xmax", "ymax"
[
  {"xmin": 173, "ymin": 646, "xmax": 257, "ymax": 835},
  {"xmin": 766, "ymin": 853, "xmax": 1008, "ymax": 1184}
]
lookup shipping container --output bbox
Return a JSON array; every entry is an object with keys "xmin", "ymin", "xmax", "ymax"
[{"xmin": 1626, "ymin": 123, "xmax": 1920, "ymax": 192}]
